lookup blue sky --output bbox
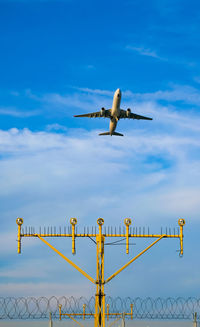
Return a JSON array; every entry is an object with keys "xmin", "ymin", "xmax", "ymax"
[{"xmin": 0, "ymin": 0, "xmax": 200, "ymax": 300}]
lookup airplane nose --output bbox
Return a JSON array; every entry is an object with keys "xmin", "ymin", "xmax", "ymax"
[{"xmin": 116, "ymin": 88, "xmax": 121, "ymax": 97}]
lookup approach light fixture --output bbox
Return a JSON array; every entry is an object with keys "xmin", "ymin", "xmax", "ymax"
[
  {"xmin": 178, "ymin": 218, "xmax": 185, "ymax": 226},
  {"xmin": 97, "ymin": 218, "xmax": 104, "ymax": 226},
  {"xmin": 70, "ymin": 218, "xmax": 77, "ymax": 226},
  {"xmin": 16, "ymin": 217, "xmax": 23, "ymax": 226},
  {"xmin": 124, "ymin": 218, "xmax": 132, "ymax": 226}
]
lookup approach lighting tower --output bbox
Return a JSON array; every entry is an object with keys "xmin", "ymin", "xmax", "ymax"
[{"xmin": 16, "ymin": 217, "xmax": 185, "ymax": 327}]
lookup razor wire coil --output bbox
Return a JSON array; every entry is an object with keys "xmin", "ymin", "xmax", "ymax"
[{"xmin": 0, "ymin": 296, "xmax": 199, "ymax": 320}]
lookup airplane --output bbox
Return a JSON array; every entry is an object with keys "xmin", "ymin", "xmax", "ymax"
[{"xmin": 74, "ymin": 88, "xmax": 153, "ymax": 136}]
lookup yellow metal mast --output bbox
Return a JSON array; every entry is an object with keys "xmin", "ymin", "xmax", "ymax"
[
  {"xmin": 16, "ymin": 217, "xmax": 186, "ymax": 327},
  {"xmin": 95, "ymin": 218, "xmax": 105, "ymax": 327}
]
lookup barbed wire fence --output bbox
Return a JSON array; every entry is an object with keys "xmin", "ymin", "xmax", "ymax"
[{"xmin": 0, "ymin": 296, "xmax": 200, "ymax": 320}]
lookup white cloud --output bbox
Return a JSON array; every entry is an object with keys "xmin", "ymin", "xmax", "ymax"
[
  {"xmin": 85, "ymin": 84, "xmax": 200, "ymax": 108},
  {"xmin": 0, "ymin": 123, "xmax": 200, "ymax": 228},
  {"xmin": 0, "ymin": 282, "xmax": 92, "ymax": 297},
  {"xmin": 0, "ymin": 107, "xmax": 39, "ymax": 118},
  {"xmin": 46, "ymin": 124, "xmax": 68, "ymax": 132},
  {"xmin": 25, "ymin": 90, "xmax": 111, "ymax": 116},
  {"xmin": 74, "ymin": 87, "xmax": 113, "ymax": 96},
  {"xmin": 0, "ymin": 260, "xmax": 46, "ymax": 279},
  {"xmin": 133, "ymin": 84, "xmax": 200, "ymax": 106},
  {"xmin": 126, "ymin": 45, "xmax": 166, "ymax": 60}
]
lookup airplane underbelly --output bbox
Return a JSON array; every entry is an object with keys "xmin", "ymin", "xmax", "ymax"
[
  {"xmin": 110, "ymin": 119, "xmax": 117, "ymax": 134},
  {"xmin": 111, "ymin": 108, "xmax": 120, "ymax": 118}
]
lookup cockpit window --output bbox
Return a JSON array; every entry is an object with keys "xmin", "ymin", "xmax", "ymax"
[{"xmin": 117, "ymin": 93, "xmax": 120, "ymax": 97}]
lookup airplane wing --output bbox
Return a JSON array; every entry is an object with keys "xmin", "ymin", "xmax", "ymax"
[
  {"xmin": 74, "ymin": 109, "xmax": 111, "ymax": 118},
  {"xmin": 119, "ymin": 109, "xmax": 153, "ymax": 120}
]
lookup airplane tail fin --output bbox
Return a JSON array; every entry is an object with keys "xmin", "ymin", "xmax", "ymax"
[{"xmin": 99, "ymin": 131, "xmax": 124, "ymax": 136}]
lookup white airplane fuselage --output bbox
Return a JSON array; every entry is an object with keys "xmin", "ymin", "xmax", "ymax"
[{"xmin": 109, "ymin": 88, "xmax": 121, "ymax": 135}]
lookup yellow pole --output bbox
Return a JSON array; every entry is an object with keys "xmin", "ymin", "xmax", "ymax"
[
  {"xmin": 72, "ymin": 224, "xmax": 75, "ymax": 254},
  {"xmin": 83, "ymin": 304, "xmax": 86, "ymax": 320},
  {"xmin": 16, "ymin": 218, "xmax": 23, "ymax": 254},
  {"xmin": 180, "ymin": 225, "xmax": 183, "ymax": 256},
  {"xmin": 126, "ymin": 224, "xmax": 129, "ymax": 254},
  {"xmin": 95, "ymin": 235, "xmax": 100, "ymax": 327},
  {"xmin": 95, "ymin": 218, "xmax": 105, "ymax": 327},
  {"xmin": 106, "ymin": 304, "xmax": 109, "ymax": 321},
  {"xmin": 17, "ymin": 224, "xmax": 21, "ymax": 254},
  {"xmin": 95, "ymin": 281, "xmax": 98, "ymax": 327},
  {"xmin": 99, "ymin": 223, "xmax": 102, "ymax": 253},
  {"xmin": 124, "ymin": 218, "xmax": 131, "ymax": 255},
  {"xmin": 70, "ymin": 218, "xmax": 77, "ymax": 255},
  {"xmin": 102, "ymin": 254, "xmax": 105, "ymax": 327},
  {"xmin": 59, "ymin": 304, "xmax": 62, "ymax": 320},
  {"xmin": 178, "ymin": 219, "xmax": 185, "ymax": 256},
  {"xmin": 130, "ymin": 304, "xmax": 133, "ymax": 320}
]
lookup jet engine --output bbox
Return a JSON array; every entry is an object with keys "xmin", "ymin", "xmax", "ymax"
[
  {"xmin": 100, "ymin": 107, "xmax": 106, "ymax": 117},
  {"xmin": 126, "ymin": 108, "xmax": 131, "ymax": 118}
]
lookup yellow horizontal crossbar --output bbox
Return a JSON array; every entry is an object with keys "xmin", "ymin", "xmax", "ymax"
[
  {"xmin": 61, "ymin": 313, "xmax": 95, "ymax": 316},
  {"xmin": 21, "ymin": 233, "xmax": 180, "ymax": 238},
  {"xmin": 37, "ymin": 235, "xmax": 95, "ymax": 284},
  {"xmin": 60, "ymin": 312, "xmax": 132, "ymax": 317}
]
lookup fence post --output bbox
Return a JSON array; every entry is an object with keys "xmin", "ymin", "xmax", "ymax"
[
  {"xmin": 49, "ymin": 312, "xmax": 53, "ymax": 327},
  {"xmin": 130, "ymin": 304, "xmax": 133, "ymax": 320},
  {"xmin": 193, "ymin": 312, "xmax": 197, "ymax": 327},
  {"xmin": 122, "ymin": 312, "xmax": 125, "ymax": 327},
  {"xmin": 83, "ymin": 304, "xmax": 86, "ymax": 320},
  {"xmin": 107, "ymin": 304, "xmax": 109, "ymax": 321}
]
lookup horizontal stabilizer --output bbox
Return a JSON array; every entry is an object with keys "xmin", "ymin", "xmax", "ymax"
[
  {"xmin": 113, "ymin": 132, "xmax": 124, "ymax": 136},
  {"xmin": 99, "ymin": 131, "xmax": 124, "ymax": 136},
  {"xmin": 99, "ymin": 132, "xmax": 110, "ymax": 136}
]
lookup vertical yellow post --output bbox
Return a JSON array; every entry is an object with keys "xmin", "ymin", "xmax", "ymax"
[
  {"xmin": 178, "ymin": 218, "xmax": 185, "ymax": 256},
  {"xmin": 70, "ymin": 218, "xmax": 77, "ymax": 254},
  {"xmin": 16, "ymin": 218, "xmax": 23, "ymax": 254},
  {"xmin": 95, "ymin": 218, "xmax": 105, "ymax": 327},
  {"xmin": 130, "ymin": 303, "xmax": 133, "ymax": 320},
  {"xmin": 126, "ymin": 225, "xmax": 129, "ymax": 254},
  {"xmin": 124, "ymin": 218, "xmax": 131, "ymax": 254},
  {"xmin": 83, "ymin": 304, "xmax": 86, "ymax": 320},
  {"xmin": 99, "ymin": 220, "xmax": 102, "ymax": 252},
  {"xmin": 17, "ymin": 225, "xmax": 21, "ymax": 254},
  {"xmin": 106, "ymin": 304, "xmax": 109, "ymax": 321},
  {"xmin": 72, "ymin": 224, "xmax": 75, "ymax": 254},
  {"xmin": 59, "ymin": 304, "xmax": 62, "ymax": 320}
]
